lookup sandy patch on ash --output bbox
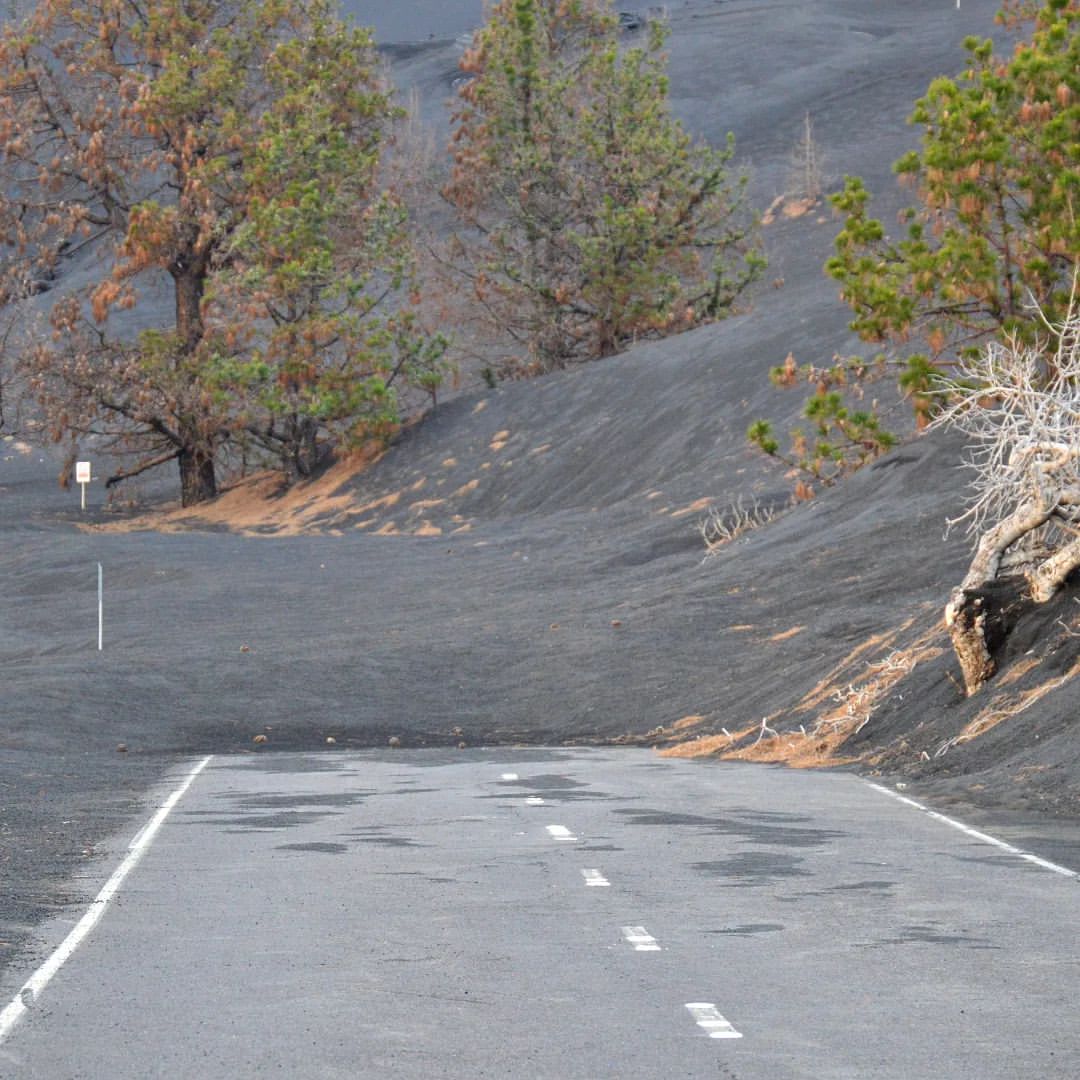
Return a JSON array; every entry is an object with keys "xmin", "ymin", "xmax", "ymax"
[{"xmin": 87, "ymin": 451, "xmax": 379, "ymax": 536}]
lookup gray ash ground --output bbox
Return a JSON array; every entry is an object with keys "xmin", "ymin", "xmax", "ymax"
[{"xmin": 4, "ymin": 0, "xmax": 1079, "ymax": 984}]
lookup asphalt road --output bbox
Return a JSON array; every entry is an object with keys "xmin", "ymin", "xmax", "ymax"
[{"xmin": 0, "ymin": 749, "xmax": 1076, "ymax": 1079}]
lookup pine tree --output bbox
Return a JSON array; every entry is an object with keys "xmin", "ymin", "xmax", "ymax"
[
  {"xmin": 445, "ymin": 0, "xmax": 761, "ymax": 371},
  {"xmin": 830, "ymin": 0, "xmax": 1078, "ymax": 405},
  {"xmin": 752, "ymin": 0, "xmax": 1080, "ymax": 486},
  {"xmin": 0, "ymin": 0, "xmax": 444, "ymax": 503}
]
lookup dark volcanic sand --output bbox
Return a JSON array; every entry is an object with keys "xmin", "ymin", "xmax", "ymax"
[
  {"xmin": 5, "ymin": 0, "xmax": 1079, "ymax": 985},
  {"xmin": 341, "ymin": 0, "xmax": 482, "ymax": 43}
]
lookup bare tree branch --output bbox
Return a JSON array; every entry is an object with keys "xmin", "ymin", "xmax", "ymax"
[{"xmin": 933, "ymin": 275, "xmax": 1080, "ymax": 692}]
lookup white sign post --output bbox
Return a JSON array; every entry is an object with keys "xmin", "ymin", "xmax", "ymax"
[
  {"xmin": 75, "ymin": 460, "xmax": 91, "ymax": 511},
  {"xmin": 97, "ymin": 563, "xmax": 103, "ymax": 651}
]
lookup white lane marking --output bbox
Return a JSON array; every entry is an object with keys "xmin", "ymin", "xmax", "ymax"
[
  {"xmin": 546, "ymin": 824, "xmax": 576, "ymax": 841},
  {"xmin": 621, "ymin": 925, "xmax": 661, "ymax": 951},
  {"xmin": 501, "ymin": 773, "xmax": 519, "ymax": 781},
  {"xmin": 525, "ymin": 796, "xmax": 545, "ymax": 805},
  {"xmin": 0, "ymin": 755, "xmax": 214, "ymax": 1045},
  {"xmin": 865, "ymin": 782, "xmax": 1080, "ymax": 880},
  {"xmin": 582, "ymin": 868, "xmax": 610, "ymax": 887},
  {"xmin": 686, "ymin": 1002, "xmax": 743, "ymax": 1039}
]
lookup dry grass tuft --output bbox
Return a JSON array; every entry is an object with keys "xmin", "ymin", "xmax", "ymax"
[
  {"xmin": 87, "ymin": 444, "xmax": 388, "ymax": 537},
  {"xmin": 659, "ymin": 613, "xmax": 945, "ymax": 767},
  {"xmin": 808, "ymin": 645, "xmax": 930, "ymax": 738},
  {"xmin": 660, "ymin": 728, "xmax": 750, "ymax": 758},
  {"xmin": 672, "ymin": 714, "xmax": 705, "ymax": 731},
  {"xmin": 351, "ymin": 490, "xmax": 402, "ymax": 517},
  {"xmin": 792, "ymin": 624, "xmax": 913, "ymax": 715},
  {"xmin": 781, "ymin": 197, "xmax": 816, "ymax": 219},
  {"xmin": 934, "ymin": 656, "xmax": 1080, "ymax": 758},
  {"xmin": 759, "ymin": 621, "xmax": 946, "ymax": 766},
  {"xmin": 672, "ymin": 496, "xmax": 713, "ymax": 519},
  {"xmin": 726, "ymin": 727, "xmax": 857, "ymax": 769},
  {"xmin": 994, "ymin": 655, "xmax": 1041, "ymax": 687},
  {"xmin": 699, "ymin": 496, "xmax": 780, "ymax": 553}
]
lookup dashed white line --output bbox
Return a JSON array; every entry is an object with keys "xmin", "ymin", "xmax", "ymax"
[
  {"xmin": 0, "ymin": 755, "xmax": 214, "ymax": 1046},
  {"xmin": 582, "ymin": 868, "xmax": 610, "ymax": 887},
  {"xmin": 525, "ymin": 796, "xmax": 545, "ymax": 805},
  {"xmin": 501, "ymin": 772, "xmax": 519, "ymax": 781},
  {"xmin": 621, "ymin": 925, "xmax": 661, "ymax": 951},
  {"xmin": 865, "ymin": 782, "xmax": 1080, "ymax": 880},
  {"xmin": 546, "ymin": 824, "xmax": 577, "ymax": 841},
  {"xmin": 685, "ymin": 1002, "xmax": 742, "ymax": 1039}
]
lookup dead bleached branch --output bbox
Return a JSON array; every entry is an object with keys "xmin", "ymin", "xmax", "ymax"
[
  {"xmin": 818, "ymin": 650, "xmax": 917, "ymax": 736},
  {"xmin": 932, "ymin": 276, "xmax": 1080, "ymax": 692},
  {"xmin": 699, "ymin": 495, "xmax": 780, "ymax": 557},
  {"xmin": 932, "ymin": 272, "xmax": 1080, "ymax": 561}
]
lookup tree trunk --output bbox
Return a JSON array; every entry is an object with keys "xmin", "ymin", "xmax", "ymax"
[
  {"xmin": 944, "ymin": 500, "xmax": 1052, "ymax": 694},
  {"xmin": 283, "ymin": 415, "xmax": 319, "ymax": 481},
  {"xmin": 959, "ymin": 499, "xmax": 1053, "ymax": 591},
  {"xmin": 175, "ymin": 264, "xmax": 206, "ymax": 353},
  {"xmin": 172, "ymin": 261, "xmax": 217, "ymax": 506},
  {"xmin": 1030, "ymin": 533, "xmax": 1080, "ymax": 602},
  {"xmin": 945, "ymin": 586, "xmax": 998, "ymax": 696},
  {"xmin": 178, "ymin": 444, "xmax": 217, "ymax": 507},
  {"xmin": 944, "ymin": 578, "xmax": 1031, "ymax": 696}
]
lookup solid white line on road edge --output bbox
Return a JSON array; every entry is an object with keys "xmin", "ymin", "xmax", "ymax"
[
  {"xmin": 685, "ymin": 1003, "xmax": 743, "ymax": 1039},
  {"xmin": 500, "ymin": 773, "xmax": 519, "ymax": 781},
  {"xmin": 0, "ymin": 755, "xmax": 214, "ymax": 1045},
  {"xmin": 582, "ymin": 869, "xmax": 610, "ymax": 887},
  {"xmin": 546, "ymin": 824, "xmax": 577, "ymax": 841},
  {"xmin": 621, "ymin": 926, "xmax": 661, "ymax": 951},
  {"xmin": 865, "ymin": 782, "xmax": 1080, "ymax": 880},
  {"xmin": 525, "ymin": 796, "xmax": 545, "ymax": 805}
]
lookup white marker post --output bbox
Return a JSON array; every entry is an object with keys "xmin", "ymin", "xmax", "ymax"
[
  {"xmin": 75, "ymin": 460, "xmax": 91, "ymax": 511},
  {"xmin": 97, "ymin": 563, "xmax": 103, "ymax": 651}
]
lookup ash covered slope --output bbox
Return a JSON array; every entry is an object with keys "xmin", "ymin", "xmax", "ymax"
[
  {"xmin": 283, "ymin": 0, "xmax": 1080, "ymax": 812},
  {"xmin": 6, "ymin": 0, "xmax": 1078, "ymax": 802},
  {"xmin": 5, "ymin": 0, "xmax": 1080, "ymax": 984}
]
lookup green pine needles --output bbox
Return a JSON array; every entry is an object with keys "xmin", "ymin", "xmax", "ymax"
[
  {"xmin": 445, "ymin": 0, "xmax": 762, "ymax": 372},
  {"xmin": 752, "ymin": 0, "xmax": 1080, "ymax": 494}
]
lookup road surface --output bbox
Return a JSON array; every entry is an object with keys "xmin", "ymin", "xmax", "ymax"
[{"xmin": 1, "ymin": 749, "xmax": 1077, "ymax": 1079}]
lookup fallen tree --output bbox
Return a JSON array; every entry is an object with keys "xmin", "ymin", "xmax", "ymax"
[{"xmin": 935, "ymin": 286, "xmax": 1080, "ymax": 693}]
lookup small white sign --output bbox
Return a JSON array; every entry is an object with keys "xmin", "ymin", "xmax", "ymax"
[{"xmin": 75, "ymin": 461, "xmax": 91, "ymax": 483}]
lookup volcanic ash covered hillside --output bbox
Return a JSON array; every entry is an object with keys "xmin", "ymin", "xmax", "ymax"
[{"xmin": 5, "ymin": 0, "xmax": 1080, "ymax": 822}]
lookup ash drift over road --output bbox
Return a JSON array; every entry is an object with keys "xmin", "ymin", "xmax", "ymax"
[{"xmin": 3, "ymin": 0, "xmax": 1079, "ymax": 982}]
